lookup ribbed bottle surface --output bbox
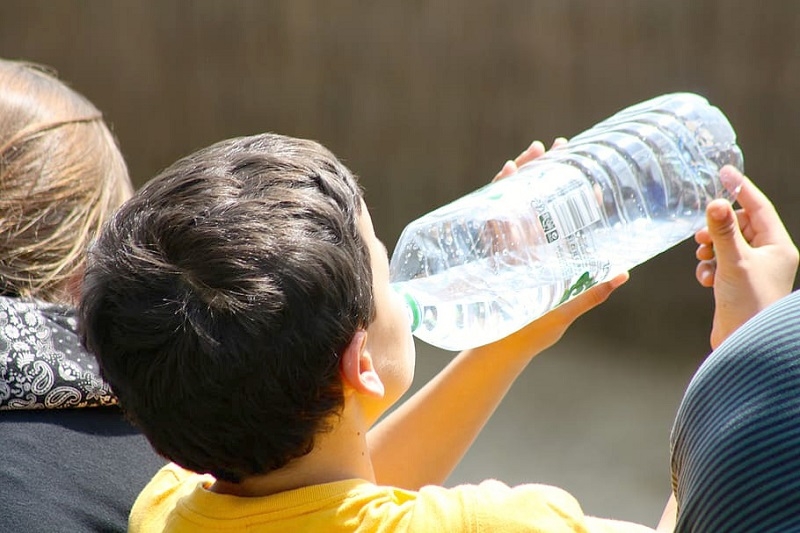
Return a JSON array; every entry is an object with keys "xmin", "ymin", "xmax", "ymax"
[{"xmin": 389, "ymin": 93, "xmax": 744, "ymax": 351}]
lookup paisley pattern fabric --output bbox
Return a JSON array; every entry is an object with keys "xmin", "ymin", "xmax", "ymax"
[{"xmin": 0, "ymin": 296, "xmax": 116, "ymax": 409}]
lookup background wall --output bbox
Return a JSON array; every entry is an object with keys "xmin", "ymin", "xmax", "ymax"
[{"xmin": 2, "ymin": 1, "xmax": 798, "ymax": 526}]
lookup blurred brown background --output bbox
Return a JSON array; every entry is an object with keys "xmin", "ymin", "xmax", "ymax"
[{"xmin": 2, "ymin": 0, "xmax": 799, "ymax": 526}]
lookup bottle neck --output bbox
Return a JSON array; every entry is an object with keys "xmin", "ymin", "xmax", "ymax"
[{"xmin": 392, "ymin": 284, "xmax": 421, "ymax": 333}]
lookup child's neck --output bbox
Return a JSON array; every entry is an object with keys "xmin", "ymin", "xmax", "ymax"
[{"xmin": 210, "ymin": 397, "xmax": 376, "ymax": 497}]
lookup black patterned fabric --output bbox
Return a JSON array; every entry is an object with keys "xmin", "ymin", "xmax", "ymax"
[
  {"xmin": 0, "ymin": 296, "xmax": 166, "ymax": 532},
  {"xmin": 0, "ymin": 296, "xmax": 116, "ymax": 409}
]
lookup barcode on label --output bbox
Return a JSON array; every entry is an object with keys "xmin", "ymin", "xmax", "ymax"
[{"xmin": 537, "ymin": 185, "xmax": 601, "ymax": 244}]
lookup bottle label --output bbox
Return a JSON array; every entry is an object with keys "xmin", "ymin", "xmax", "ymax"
[
  {"xmin": 532, "ymin": 179, "xmax": 608, "ymax": 285},
  {"xmin": 533, "ymin": 182, "xmax": 602, "ymax": 244},
  {"xmin": 538, "ymin": 210, "xmax": 559, "ymax": 243}
]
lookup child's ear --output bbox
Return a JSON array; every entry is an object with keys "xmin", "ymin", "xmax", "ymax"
[{"xmin": 340, "ymin": 330, "xmax": 385, "ymax": 398}]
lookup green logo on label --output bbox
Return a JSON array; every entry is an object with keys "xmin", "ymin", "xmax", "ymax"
[{"xmin": 558, "ymin": 271, "xmax": 597, "ymax": 304}]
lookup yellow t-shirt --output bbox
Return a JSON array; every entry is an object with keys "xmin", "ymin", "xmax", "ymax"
[{"xmin": 131, "ymin": 463, "xmax": 656, "ymax": 532}]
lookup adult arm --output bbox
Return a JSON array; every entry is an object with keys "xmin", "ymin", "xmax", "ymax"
[{"xmin": 663, "ymin": 168, "xmax": 798, "ymax": 531}]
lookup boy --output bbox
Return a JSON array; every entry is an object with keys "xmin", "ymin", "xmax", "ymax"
[{"xmin": 80, "ymin": 132, "xmax": 663, "ymax": 531}]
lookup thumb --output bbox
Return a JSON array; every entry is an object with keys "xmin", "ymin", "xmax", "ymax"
[{"xmin": 705, "ymin": 198, "xmax": 748, "ymax": 262}]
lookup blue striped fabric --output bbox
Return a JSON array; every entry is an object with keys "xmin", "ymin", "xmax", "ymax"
[{"xmin": 671, "ymin": 290, "xmax": 800, "ymax": 532}]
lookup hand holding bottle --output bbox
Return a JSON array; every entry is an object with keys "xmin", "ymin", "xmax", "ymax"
[
  {"xmin": 695, "ymin": 166, "xmax": 799, "ymax": 348},
  {"xmin": 492, "ymin": 138, "xmax": 567, "ymax": 182},
  {"xmin": 489, "ymin": 138, "xmax": 629, "ymax": 356}
]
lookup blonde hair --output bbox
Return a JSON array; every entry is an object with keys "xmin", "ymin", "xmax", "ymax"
[{"xmin": 0, "ymin": 59, "xmax": 133, "ymax": 304}]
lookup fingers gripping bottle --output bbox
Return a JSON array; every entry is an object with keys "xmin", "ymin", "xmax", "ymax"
[{"xmin": 389, "ymin": 93, "xmax": 743, "ymax": 351}]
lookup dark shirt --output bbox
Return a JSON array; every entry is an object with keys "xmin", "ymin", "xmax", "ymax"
[{"xmin": 0, "ymin": 407, "xmax": 165, "ymax": 532}]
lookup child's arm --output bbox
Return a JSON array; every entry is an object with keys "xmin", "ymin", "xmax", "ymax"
[
  {"xmin": 367, "ymin": 270, "xmax": 628, "ymax": 489},
  {"xmin": 367, "ymin": 139, "xmax": 629, "ymax": 489},
  {"xmin": 655, "ymin": 494, "xmax": 677, "ymax": 532},
  {"xmin": 693, "ymin": 167, "xmax": 798, "ymax": 348}
]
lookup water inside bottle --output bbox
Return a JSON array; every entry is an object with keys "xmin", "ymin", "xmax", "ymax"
[{"xmin": 392, "ymin": 217, "xmax": 699, "ymax": 351}]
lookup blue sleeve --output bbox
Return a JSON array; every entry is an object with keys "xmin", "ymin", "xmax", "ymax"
[{"xmin": 671, "ymin": 290, "xmax": 800, "ymax": 532}]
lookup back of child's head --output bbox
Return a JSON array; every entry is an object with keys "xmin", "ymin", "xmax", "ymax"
[
  {"xmin": 80, "ymin": 133, "xmax": 376, "ymax": 483},
  {"xmin": 0, "ymin": 58, "xmax": 133, "ymax": 303}
]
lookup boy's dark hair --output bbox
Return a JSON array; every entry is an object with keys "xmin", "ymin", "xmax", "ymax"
[{"xmin": 79, "ymin": 133, "xmax": 375, "ymax": 483}]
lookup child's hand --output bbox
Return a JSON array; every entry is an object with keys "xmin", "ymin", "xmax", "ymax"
[
  {"xmin": 492, "ymin": 138, "xmax": 567, "ymax": 182},
  {"xmin": 484, "ymin": 137, "xmax": 629, "ymax": 357},
  {"xmin": 489, "ymin": 271, "xmax": 629, "ymax": 359},
  {"xmin": 695, "ymin": 166, "xmax": 799, "ymax": 348}
]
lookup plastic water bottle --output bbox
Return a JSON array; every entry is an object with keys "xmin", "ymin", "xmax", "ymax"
[{"xmin": 389, "ymin": 93, "xmax": 743, "ymax": 351}]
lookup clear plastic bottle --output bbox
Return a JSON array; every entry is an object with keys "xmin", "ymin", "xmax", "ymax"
[{"xmin": 389, "ymin": 93, "xmax": 744, "ymax": 351}]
